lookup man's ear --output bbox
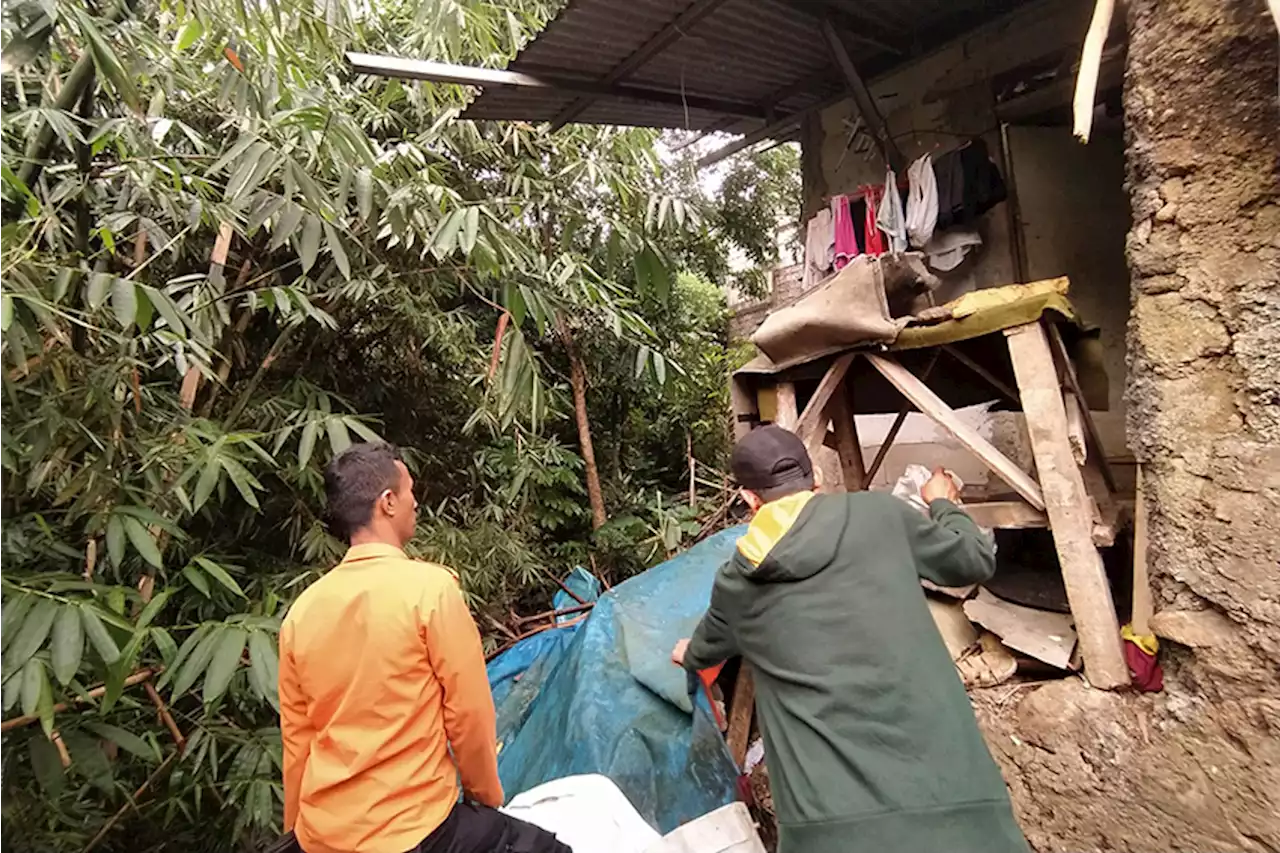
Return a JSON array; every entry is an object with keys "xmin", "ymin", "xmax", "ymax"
[{"xmin": 376, "ymin": 487, "xmax": 396, "ymax": 518}]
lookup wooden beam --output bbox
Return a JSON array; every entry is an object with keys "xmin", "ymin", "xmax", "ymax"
[
  {"xmin": 962, "ymin": 501, "xmax": 1048, "ymax": 530},
  {"xmin": 819, "ymin": 18, "xmax": 903, "ymax": 171},
  {"xmin": 941, "ymin": 345, "xmax": 1020, "ymax": 405},
  {"xmin": 829, "ymin": 383, "xmax": 866, "ymax": 490},
  {"xmin": 697, "ymin": 94, "xmax": 845, "ymax": 168},
  {"xmin": 862, "ymin": 352, "xmax": 939, "ymax": 487},
  {"xmin": 550, "ymin": 0, "xmax": 735, "ymax": 129},
  {"xmin": 795, "ymin": 353, "xmax": 856, "ymax": 448},
  {"xmin": 1046, "ymin": 323, "xmax": 1118, "ymax": 492},
  {"xmin": 1005, "ymin": 322, "xmax": 1128, "ymax": 689},
  {"xmin": 774, "ymin": 382, "xmax": 798, "ymax": 430},
  {"xmin": 730, "ymin": 374, "xmax": 758, "ymax": 441},
  {"xmin": 725, "ymin": 664, "xmax": 755, "ymax": 768},
  {"xmin": 866, "ymin": 354, "xmax": 1046, "ymax": 510},
  {"xmin": 347, "ymin": 53, "xmax": 769, "ymax": 120}
]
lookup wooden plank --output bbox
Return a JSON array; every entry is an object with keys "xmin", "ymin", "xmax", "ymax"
[
  {"xmin": 866, "ymin": 354, "xmax": 1046, "ymax": 511},
  {"xmin": 725, "ymin": 665, "xmax": 755, "ymax": 768},
  {"xmin": 829, "ymin": 383, "xmax": 866, "ymax": 490},
  {"xmin": 927, "ymin": 598, "xmax": 980, "ymax": 660},
  {"xmin": 794, "ymin": 353, "xmax": 855, "ymax": 446},
  {"xmin": 774, "ymin": 382, "xmax": 798, "ymax": 430},
  {"xmin": 820, "ymin": 18, "xmax": 904, "ymax": 171},
  {"xmin": 1005, "ymin": 322, "xmax": 1129, "ymax": 689},
  {"xmin": 964, "ymin": 589, "xmax": 1077, "ymax": 670},
  {"xmin": 861, "ymin": 352, "xmax": 939, "ymax": 488},
  {"xmin": 942, "ymin": 345, "xmax": 1020, "ymax": 405},
  {"xmin": 963, "ymin": 500, "xmax": 1049, "ymax": 530},
  {"xmin": 730, "ymin": 375, "xmax": 758, "ymax": 441},
  {"xmin": 1132, "ymin": 466, "xmax": 1153, "ymax": 635},
  {"xmin": 1046, "ymin": 323, "xmax": 1118, "ymax": 492},
  {"xmin": 1063, "ymin": 392, "xmax": 1088, "ymax": 465}
]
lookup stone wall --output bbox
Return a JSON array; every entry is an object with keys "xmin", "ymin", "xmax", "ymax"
[{"xmin": 982, "ymin": 3, "xmax": 1280, "ymax": 850}]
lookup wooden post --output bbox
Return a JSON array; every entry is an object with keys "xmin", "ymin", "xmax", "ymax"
[
  {"xmin": 774, "ymin": 382, "xmax": 798, "ymax": 430},
  {"xmin": 1005, "ymin": 322, "xmax": 1129, "ymax": 689},
  {"xmin": 730, "ymin": 374, "xmax": 758, "ymax": 441},
  {"xmin": 794, "ymin": 354, "xmax": 855, "ymax": 446},
  {"xmin": 830, "ymin": 383, "xmax": 867, "ymax": 491},
  {"xmin": 866, "ymin": 354, "xmax": 1046, "ymax": 510}
]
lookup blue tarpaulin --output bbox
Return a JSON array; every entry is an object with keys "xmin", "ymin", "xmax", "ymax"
[{"xmin": 485, "ymin": 527, "xmax": 746, "ymax": 833}]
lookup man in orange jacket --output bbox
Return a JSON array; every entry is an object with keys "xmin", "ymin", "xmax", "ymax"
[{"xmin": 279, "ymin": 442, "xmax": 567, "ymax": 853}]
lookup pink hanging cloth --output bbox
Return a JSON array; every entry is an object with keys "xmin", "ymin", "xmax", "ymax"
[
  {"xmin": 860, "ymin": 184, "xmax": 886, "ymax": 256},
  {"xmin": 831, "ymin": 195, "xmax": 858, "ymax": 269}
]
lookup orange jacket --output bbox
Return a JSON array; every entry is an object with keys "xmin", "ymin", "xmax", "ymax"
[{"xmin": 279, "ymin": 543, "xmax": 503, "ymax": 853}]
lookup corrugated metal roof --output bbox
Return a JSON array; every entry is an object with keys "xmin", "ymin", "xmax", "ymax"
[{"xmin": 462, "ymin": 0, "xmax": 1029, "ymax": 131}]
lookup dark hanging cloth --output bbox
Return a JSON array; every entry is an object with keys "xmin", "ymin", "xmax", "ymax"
[{"xmin": 933, "ymin": 138, "xmax": 1007, "ymax": 230}]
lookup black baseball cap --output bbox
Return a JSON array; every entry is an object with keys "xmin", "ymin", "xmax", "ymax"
[{"xmin": 730, "ymin": 426, "xmax": 814, "ymax": 492}]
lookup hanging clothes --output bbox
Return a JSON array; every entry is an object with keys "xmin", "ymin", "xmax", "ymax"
[
  {"xmin": 906, "ymin": 154, "xmax": 938, "ymax": 248},
  {"xmin": 804, "ymin": 208, "xmax": 835, "ymax": 281},
  {"xmin": 860, "ymin": 184, "xmax": 886, "ymax": 256},
  {"xmin": 831, "ymin": 195, "xmax": 859, "ymax": 269},
  {"xmin": 876, "ymin": 169, "xmax": 907, "ymax": 254},
  {"xmin": 933, "ymin": 138, "xmax": 1007, "ymax": 231},
  {"xmin": 923, "ymin": 227, "xmax": 982, "ymax": 272}
]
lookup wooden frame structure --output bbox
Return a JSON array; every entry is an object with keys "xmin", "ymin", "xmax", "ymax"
[{"xmin": 730, "ymin": 319, "xmax": 1131, "ymax": 690}]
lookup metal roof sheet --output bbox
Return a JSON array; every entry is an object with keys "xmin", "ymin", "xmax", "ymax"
[{"xmin": 461, "ymin": 0, "xmax": 1029, "ymax": 131}]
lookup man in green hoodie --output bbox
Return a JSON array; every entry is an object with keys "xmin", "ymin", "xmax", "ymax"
[{"xmin": 673, "ymin": 425, "xmax": 1028, "ymax": 853}]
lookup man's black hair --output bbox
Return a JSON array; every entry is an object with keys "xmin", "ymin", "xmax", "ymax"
[
  {"xmin": 324, "ymin": 442, "xmax": 404, "ymax": 542},
  {"xmin": 750, "ymin": 476, "xmax": 816, "ymax": 504}
]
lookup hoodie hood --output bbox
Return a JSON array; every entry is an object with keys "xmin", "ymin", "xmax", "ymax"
[{"xmin": 735, "ymin": 492, "xmax": 847, "ymax": 582}]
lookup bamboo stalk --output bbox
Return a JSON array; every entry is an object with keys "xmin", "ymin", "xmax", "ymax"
[
  {"xmin": 1, "ymin": 668, "xmax": 156, "ymax": 732},
  {"xmin": 81, "ymin": 749, "xmax": 182, "ymax": 853},
  {"xmin": 143, "ymin": 681, "xmax": 186, "ymax": 751}
]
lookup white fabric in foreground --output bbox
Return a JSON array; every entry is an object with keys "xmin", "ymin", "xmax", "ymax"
[{"xmin": 502, "ymin": 774, "xmax": 660, "ymax": 853}]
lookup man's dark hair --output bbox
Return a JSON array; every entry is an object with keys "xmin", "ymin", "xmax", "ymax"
[
  {"xmin": 324, "ymin": 442, "xmax": 404, "ymax": 542},
  {"xmin": 731, "ymin": 425, "xmax": 815, "ymax": 504}
]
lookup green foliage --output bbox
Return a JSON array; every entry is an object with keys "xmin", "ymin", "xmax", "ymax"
[{"xmin": 0, "ymin": 0, "xmax": 796, "ymax": 848}]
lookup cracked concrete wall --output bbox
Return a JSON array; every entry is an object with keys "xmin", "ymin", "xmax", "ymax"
[{"xmin": 977, "ymin": 2, "xmax": 1280, "ymax": 851}]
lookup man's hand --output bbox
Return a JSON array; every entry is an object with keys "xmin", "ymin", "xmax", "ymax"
[
  {"xmin": 671, "ymin": 638, "xmax": 690, "ymax": 667},
  {"xmin": 920, "ymin": 467, "xmax": 960, "ymax": 504}
]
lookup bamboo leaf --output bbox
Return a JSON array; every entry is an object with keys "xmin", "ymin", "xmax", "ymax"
[
  {"xmin": 271, "ymin": 203, "xmax": 304, "ymax": 251},
  {"xmin": 67, "ymin": 6, "xmax": 141, "ymax": 111},
  {"xmin": 297, "ymin": 419, "xmax": 318, "ymax": 469},
  {"xmin": 195, "ymin": 557, "xmax": 246, "ymax": 598},
  {"xmin": 142, "ymin": 286, "xmax": 186, "ymax": 333},
  {"xmin": 170, "ymin": 626, "xmax": 222, "ymax": 699},
  {"xmin": 29, "ymin": 736, "xmax": 65, "ymax": 797},
  {"xmin": 355, "ymin": 169, "xmax": 373, "ymax": 220},
  {"xmin": 193, "ymin": 456, "xmax": 221, "ymax": 510},
  {"xmin": 151, "ymin": 627, "xmax": 178, "ymax": 667},
  {"xmin": 158, "ymin": 624, "xmax": 208, "ymax": 689},
  {"xmin": 80, "ymin": 605, "xmax": 120, "ymax": 664},
  {"xmin": 325, "ymin": 416, "xmax": 350, "ymax": 454},
  {"xmin": 111, "ymin": 277, "xmax": 137, "ymax": 327},
  {"xmin": 248, "ymin": 630, "xmax": 279, "ymax": 711},
  {"xmin": 135, "ymin": 589, "xmax": 172, "ymax": 630},
  {"xmin": 105, "ymin": 514, "xmax": 126, "ymax": 568},
  {"xmin": 460, "ymin": 207, "xmax": 480, "ymax": 255},
  {"xmin": 299, "ymin": 214, "xmax": 321, "ymax": 273},
  {"xmin": 174, "ymin": 18, "xmax": 204, "ymax": 51},
  {"xmin": 87, "ymin": 272, "xmax": 112, "ymax": 310},
  {"xmin": 182, "ymin": 564, "xmax": 211, "ymax": 597},
  {"xmin": 1, "ymin": 593, "xmax": 35, "ymax": 652},
  {"xmin": 219, "ymin": 457, "xmax": 262, "ymax": 510},
  {"xmin": 1, "ymin": 294, "xmax": 12, "ymax": 332},
  {"xmin": 5, "ymin": 598, "xmax": 56, "ymax": 673},
  {"xmin": 431, "ymin": 208, "xmax": 464, "ymax": 257},
  {"xmin": 123, "ymin": 516, "xmax": 163, "ymax": 569},
  {"xmin": 323, "ymin": 222, "xmax": 350, "ymax": 280},
  {"xmin": 85, "ymin": 722, "xmax": 159, "ymax": 763},
  {"xmin": 19, "ymin": 658, "xmax": 46, "ymax": 719},
  {"xmin": 50, "ymin": 604, "xmax": 84, "ymax": 685},
  {"xmin": 202, "ymin": 628, "xmax": 246, "ymax": 708}
]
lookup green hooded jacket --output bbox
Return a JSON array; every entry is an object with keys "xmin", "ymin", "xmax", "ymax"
[{"xmin": 683, "ymin": 490, "xmax": 1028, "ymax": 853}]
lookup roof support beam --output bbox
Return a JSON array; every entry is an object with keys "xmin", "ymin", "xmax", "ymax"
[
  {"xmin": 672, "ymin": 66, "xmax": 838, "ymax": 152},
  {"xmin": 697, "ymin": 93, "xmax": 844, "ymax": 168},
  {"xmin": 346, "ymin": 52, "xmax": 769, "ymax": 120},
  {"xmin": 549, "ymin": 0, "xmax": 735, "ymax": 130},
  {"xmin": 819, "ymin": 19, "xmax": 904, "ymax": 172}
]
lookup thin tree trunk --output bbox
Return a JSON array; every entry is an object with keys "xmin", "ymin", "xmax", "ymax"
[{"xmin": 558, "ymin": 320, "xmax": 606, "ymax": 530}]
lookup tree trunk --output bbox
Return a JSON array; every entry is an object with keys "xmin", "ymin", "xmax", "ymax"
[{"xmin": 559, "ymin": 320, "xmax": 607, "ymax": 530}]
